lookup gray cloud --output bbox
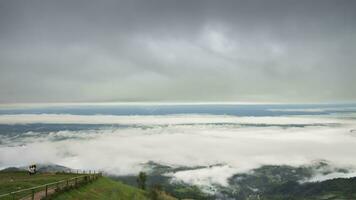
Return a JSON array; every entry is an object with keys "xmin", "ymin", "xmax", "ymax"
[{"xmin": 0, "ymin": 0, "xmax": 355, "ymax": 103}]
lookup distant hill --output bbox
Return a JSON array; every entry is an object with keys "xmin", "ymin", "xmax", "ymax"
[
  {"xmin": 0, "ymin": 167, "xmax": 22, "ymax": 172},
  {"xmin": 35, "ymin": 164, "xmax": 73, "ymax": 173},
  {"xmin": 113, "ymin": 161, "xmax": 356, "ymax": 200},
  {"xmin": 1, "ymin": 164, "xmax": 72, "ymax": 173}
]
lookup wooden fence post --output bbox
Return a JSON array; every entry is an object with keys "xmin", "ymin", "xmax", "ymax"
[{"xmin": 45, "ymin": 185, "xmax": 48, "ymax": 197}]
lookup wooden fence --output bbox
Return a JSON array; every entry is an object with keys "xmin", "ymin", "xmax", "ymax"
[{"xmin": 0, "ymin": 171, "xmax": 102, "ymax": 200}]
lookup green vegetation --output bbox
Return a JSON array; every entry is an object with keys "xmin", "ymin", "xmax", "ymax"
[
  {"xmin": 0, "ymin": 169, "xmax": 177, "ymax": 200},
  {"xmin": 52, "ymin": 176, "xmax": 176, "ymax": 200},
  {"xmin": 3, "ymin": 163, "xmax": 356, "ymax": 200},
  {"xmin": 216, "ymin": 165, "xmax": 356, "ymax": 200},
  {"xmin": 0, "ymin": 171, "xmax": 78, "ymax": 195},
  {"xmin": 113, "ymin": 162, "xmax": 356, "ymax": 200},
  {"xmin": 261, "ymin": 177, "xmax": 356, "ymax": 200},
  {"xmin": 137, "ymin": 171, "xmax": 147, "ymax": 190},
  {"xmin": 52, "ymin": 176, "xmax": 147, "ymax": 200}
]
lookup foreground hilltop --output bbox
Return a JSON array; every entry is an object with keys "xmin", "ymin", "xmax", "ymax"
[
  {"xmin": 0, "ymin": 169, "xmax": 176, "ymax": 200},
  {"xmin": 52, "ymin": 176, "xmax": 176, "ymax": 200}
]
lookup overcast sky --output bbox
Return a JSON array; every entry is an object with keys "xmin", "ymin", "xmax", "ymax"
[{"xmin": 0, "ymin": 0, "xmax": 355, "ymax": 103}]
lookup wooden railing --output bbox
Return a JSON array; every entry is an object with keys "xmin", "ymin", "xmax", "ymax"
[{"xmin": 0, "ymin": 171, "xmax": 102, "ymax": 200}]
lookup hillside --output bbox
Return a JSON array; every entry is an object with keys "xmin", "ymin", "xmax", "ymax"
[
  {"xmin": 2, "ymin": 164, "xmax": 356, "ymax": 200},
  {"xmin": 0, "ymin": 169, "xmax": 177, "ymax": 200},
  {"xmin": 51, "ymin": 176, "xmax": 176, "ymax": 200},
  {"xmin": 113, "ymin": 162, "xmax": 356, "ymax": 200},
  {"xmin": 0, "ymin": 171, "xmax": 78, "ymax": 198}
]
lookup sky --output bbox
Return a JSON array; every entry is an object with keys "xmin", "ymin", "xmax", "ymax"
[{"xmin": 0, "ymin": 0, "xmax": 355, "ymax": 103}]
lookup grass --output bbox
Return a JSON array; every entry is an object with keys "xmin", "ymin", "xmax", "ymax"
[
  {"xmin": 52, "ymin": 177, "xmax": 149, "ymax": 200},
  {"xmin": 0, "ymin": 171, "xmax": 80, "ymax": 199},
  {"xmin": 0, "ymin": 171, "xmax": 177, "ymax": 200},
  {"xmin": 0, "ymin": 171, "xmax": 78, "ymax": 194}
]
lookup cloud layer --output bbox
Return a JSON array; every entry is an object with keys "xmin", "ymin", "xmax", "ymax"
[
  {"xmin": 0, "ymin": 114, "xmax": 351, "ymax": 125},
  {"xmin": 1, "ymin": 114, "xmax": 356, "ymax": 187}
]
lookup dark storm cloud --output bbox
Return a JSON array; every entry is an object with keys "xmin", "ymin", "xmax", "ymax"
[{"xmin": 0, "ymin": 0, "xmax": 355, "ymax": 103}]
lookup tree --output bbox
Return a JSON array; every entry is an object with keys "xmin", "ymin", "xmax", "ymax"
[{"xmin": 137, "ymin": 171, "xmax": 147, "ymax": 190}]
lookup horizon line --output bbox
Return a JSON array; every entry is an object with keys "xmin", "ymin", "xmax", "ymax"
[{"xmin": 0, "ymin": 101, "xmax": 355, "ymax": 108}]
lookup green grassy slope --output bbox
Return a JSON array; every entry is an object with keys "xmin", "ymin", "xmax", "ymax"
[
  {"xmin": 52, "ymin": 177, "xmax": 149, "ymax": 200},
  {"xmin": 0, "ymin": 171, "xmax": 177, "ymax": 200},
  {"xmin": 0, "ymin": 171, "xmax": 78, "ymax": 195}
]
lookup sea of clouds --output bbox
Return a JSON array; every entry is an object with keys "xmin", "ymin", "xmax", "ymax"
[{"xmin": 1, "ymin": 114, "xmax": 356, "ymax": 187}]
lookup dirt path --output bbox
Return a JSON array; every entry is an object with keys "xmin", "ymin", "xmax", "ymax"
[
  {"xmin": 21, "ymin": 187, "xmax": 55, "ymax": 200},
  {"xmin": 21, "ymin": 181, "xmax": 77, "ymax": 200},
  {"xmin": 17, "ymin": 175, "xmax": 98, "ymax": 200}
]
